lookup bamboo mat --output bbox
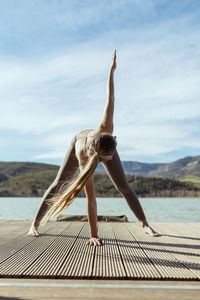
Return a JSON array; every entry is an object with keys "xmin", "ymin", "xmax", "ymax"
[{"xmin": 0, "ymin": 221, "xmax": 200, "ymax": 280}]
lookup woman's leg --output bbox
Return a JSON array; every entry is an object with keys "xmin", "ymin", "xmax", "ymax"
[
  {"xmin": 102, "ymin": 151, "xmax": 158, "ymax": 236},
  {"xmin": 28, "ymin": 136, "xmax": 79, "ymax": 236}
]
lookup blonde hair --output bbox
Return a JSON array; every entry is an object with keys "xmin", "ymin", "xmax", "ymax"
[{"xmin": 41, "ymin": 152, "xmax": 99, "ymax": 225}]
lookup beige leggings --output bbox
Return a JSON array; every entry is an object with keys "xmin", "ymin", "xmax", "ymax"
[{"xmin": 34, "ymin": 136, "xmax": 146, "ymax": 223}]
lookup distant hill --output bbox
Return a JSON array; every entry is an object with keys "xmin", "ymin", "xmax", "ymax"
[
  {"xmin": 0, "ymin": 161, "xmax": 58, "ymax": 177},
  {"xmin": 0, "ymin": 161, "xmax": 199, "ymax": 198},
  {"xmin": 96, "ymin": 161, "xmax": 164, "ymax": 176},
  {"xmin": 97, "ymin": 155, "xmax": 200, "ymax": 185},
  {"xmin": 148, "ymin": 156, "xmax": 200, "ymax": 183},
  {"xmin": 0, "ymin": 161, "xmax": 59, "ymax": 197}
]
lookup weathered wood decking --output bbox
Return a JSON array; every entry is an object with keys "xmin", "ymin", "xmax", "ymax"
[{"xmin": 0, "ymin": 220, "xmax": 200, "ymax": 280}]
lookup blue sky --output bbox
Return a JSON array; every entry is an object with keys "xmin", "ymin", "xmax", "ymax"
[{"xmin": 0, "ymin": 0, "xmax": 200, "ymax": 165}]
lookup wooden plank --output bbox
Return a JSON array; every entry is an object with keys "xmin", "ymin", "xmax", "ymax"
[
  {"xmin": 112, "ymin": 222, "xmax": 161, "ymax": 279},
  {"xmin": 0, "ymin": 221, "xmax": 32, "ymax": 247},
  {"xmin": 92, "ymin": 222, "xmax": 126, "ymax": 279},
  {"xmin": 175, "ymin": 223, "xmax": 200, "ymax": 235},
  {"xmin": 0, "ymin": 221, "xmax": 199, "ymax": 280},
  {"xmin": 126, "ymin": 223, "xmax": 196, "ymax": 280},
  {"xmin": 0, "ymin": 222, "xmax": 55, "ymax": 265},
  {"xmin": 0, "ymin": 222, "xmax": 69, "ymax": 277},
  {"xmin": 154, "ymin": 223, "xmax": 200, "ymax": 236},
  {"xmin": 152, "ymin": 222, "xmax": 200, "ymax": 279},
  {"xmin": 0, "ymin": 220, "xmax": 31, "ymax": 237},
  {"xmin": 24, "ymin": 222, "xmax": 85, "ymax": 278},
  {"xmin": 57, "ymin": 223, "xmax": 95, "ymax": 278}
]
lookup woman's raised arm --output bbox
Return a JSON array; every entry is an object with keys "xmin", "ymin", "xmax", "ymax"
[{"xmin": 97, "ymin": 50, "xmax": 117, "ymax": 134}]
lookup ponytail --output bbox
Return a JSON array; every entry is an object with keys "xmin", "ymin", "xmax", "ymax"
[{"xmin": 41, "ymin": 152, "xmax": 99, "ymax": 225}]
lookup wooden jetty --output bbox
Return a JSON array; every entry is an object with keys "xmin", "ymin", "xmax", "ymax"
[{"xmin": 0, "ymin": 220, "xmax": 200, "ymax": 280}]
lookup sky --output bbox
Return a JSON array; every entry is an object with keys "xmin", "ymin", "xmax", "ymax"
[{"xmin": 0, "ymin": 0, "xmax": 200, "ymax": 165}]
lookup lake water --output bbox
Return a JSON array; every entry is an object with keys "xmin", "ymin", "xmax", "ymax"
[{"xmin": 0, "ymin": 197, "xmax": 199, "ymax": 222}]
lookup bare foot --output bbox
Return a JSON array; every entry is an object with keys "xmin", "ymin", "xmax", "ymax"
[
  {"xmin": 144, "ymin": 226, "xmax": 159, "ymax": 237},
  {"xmin": 27, "ymin": 224, "xmax": 40, "ymax": 237}
]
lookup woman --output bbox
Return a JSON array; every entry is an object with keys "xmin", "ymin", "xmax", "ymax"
[{"xmin": 28, "ymin": 51, "xmax": 158, "ymax": 245}]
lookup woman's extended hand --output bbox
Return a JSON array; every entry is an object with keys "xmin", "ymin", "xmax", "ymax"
[
  {"xmin": 86, "ymin": 237, "xmax": 104, "ymax": 246},
  {"xmin": 110, "ymin": 50, "xmax": 117, "ymax": 72}
]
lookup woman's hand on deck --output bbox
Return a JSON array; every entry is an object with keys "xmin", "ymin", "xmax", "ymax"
[
  {"xmin": 110, "ymin": 50, "xmax": 117, "ymax": 72},
  {"xmin": 86, "ymin": 237, "xmax": 104, "ymax": 246}
]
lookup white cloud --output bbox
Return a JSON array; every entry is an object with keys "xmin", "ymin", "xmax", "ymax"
[
  {"xmin": 34, "ymin": 151, "xmax": 66, "ymax": 160},
  {"xmin": 1, "ymin": 4, "xmax": 200, "ymax": 163},
  {"xmin": 53, "ymin": 0, "xmax": 156, "ymax": 31}
]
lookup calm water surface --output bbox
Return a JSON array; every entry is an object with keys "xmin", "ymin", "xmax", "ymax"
[{"xmin": 0, "ymin": 197, "xmax": 199, "ymax": 222}]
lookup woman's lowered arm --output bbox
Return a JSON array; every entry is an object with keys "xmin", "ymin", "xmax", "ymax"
[
  {"xmin": 84, "ymin": 176, "xmax": 98, "ymax": 237},
  {"xmin": 84, "ymin": 176, "xmax": 103, "ymax": 246},
  {"xmin": 97, "ymin": 50, "xmax": 117, "ymax": 134}
]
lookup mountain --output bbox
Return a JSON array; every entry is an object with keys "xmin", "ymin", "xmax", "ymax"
[
  {"xmin": 148, "ymin": 156, "xmax": 200, "ymax": 180},
  {"xmin": 96, "ymin": 161, "xmax": 164, "ymax": 176},
  {"xmin": 0, "ymin": 161, "xmax": 58, "ymax": 176},
  {"xmin": 0, "ymin": 160, "xmax": 199, "ymax": 197},
  {"xmin": 1, "ymin": 155, "xmax": 200, "ymax": 186},
  {"xmin": 97, "ymin": 155, "xmax": 200, "ymax": 185},
  {"xmin": 0, "ymin": 162, "xmax": 59, "ymax": 197}
]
